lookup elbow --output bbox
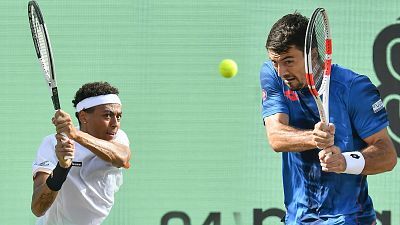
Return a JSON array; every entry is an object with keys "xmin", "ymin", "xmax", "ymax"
[
  {"xmin": 271, "ymin": 147, "xmax": 284, "ymax": 153},
  {"xmin": 114, "ymin": 147, "xmax": 131, "ymax": 169},
  {"xmin": 385, "ymin": 146, "xmax": 398, "ymax": 172},
  {"xmin": 268, "ymin": 140, "xmax": 284, "ymax": 153},
  {"xmin": 266, "ymin": 131, "xmax": 285, "ymax": 152},
  {"xmin": 113, "ymin": 157, "xmax": 130, "ymax": 169},
  {"xmin": 120, "ymin": 156, "xmax": 131, "ymax": 169},
  {"xmin": 386, "ymin": 155, "xmax": 397, "ymax": 172},
  {"xmin": 31, "ymin": 205, "xmax": 45, "ymax": 217}
]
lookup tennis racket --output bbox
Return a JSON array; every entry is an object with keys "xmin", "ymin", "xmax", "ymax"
[
  {"xmin": 304, "ymin": 8, "xmax": 332, "ymax": 126},
  {"xmin": 28, "ymin": 1, "xmax": 72, "ymax": 163}
]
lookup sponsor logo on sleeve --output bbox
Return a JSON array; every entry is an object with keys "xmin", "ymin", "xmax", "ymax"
[
  {"xmin": 262, "ymin": 89, "xmax": 267, "ymax": 101},
  {"xmin": 34, "ymin": 161, "xmax": 50, "ymax": 167},
  {"xmin": 372, "ymin": 99, "xmax": 384, "ymax": 113}
]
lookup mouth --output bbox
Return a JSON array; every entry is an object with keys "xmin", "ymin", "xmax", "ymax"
[
  {"xmin": 283, "ymin": 77, "xmax": 296, "ymax": 84},
  {"xmin": 106, "ymin": 131, "xmax": 117, "ymax": 136}
]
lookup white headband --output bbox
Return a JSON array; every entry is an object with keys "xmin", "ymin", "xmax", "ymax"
[{"xmin": 76, "ymin": 94, "xmax": 121, "ymax": 112}]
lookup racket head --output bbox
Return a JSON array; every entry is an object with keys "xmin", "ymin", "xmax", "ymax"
[
  {"xmin": 28, "ymin": 1, "xmax": 60, "ymax": 110},
  {"xmin": 304, "ymin": 8, "xmax": 332, "ymax": 123}
]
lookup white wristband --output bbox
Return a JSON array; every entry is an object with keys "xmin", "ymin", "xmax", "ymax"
[{"xmin": 342, "ymin": 151, "xmax": 365, "ymax": 175}]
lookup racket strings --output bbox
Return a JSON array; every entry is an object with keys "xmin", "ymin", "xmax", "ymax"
[
  {"xmin": 31, "ymin": 11, "xmax": 51, "ymax": 81},
  {"xmin": 312, "ymin": 14, "xmax": 326, "ymax": 91}
]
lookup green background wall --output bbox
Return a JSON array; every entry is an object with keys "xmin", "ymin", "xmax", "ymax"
[{"xmin": 1, "ymin": 0, "xmax": 399, "ymax": 224}]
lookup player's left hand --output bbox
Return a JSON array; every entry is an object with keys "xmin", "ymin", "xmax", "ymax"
[
  {"xmin": 55, "ymin": 133, "xmax": 75, "ymax": 168},
  {"xmin": 52, "ymin": 110, "xmax": 78, "ymax": 140},
  {"xmin": 319, "ymin": 145, "xmax": 346, "ymax": 173}
]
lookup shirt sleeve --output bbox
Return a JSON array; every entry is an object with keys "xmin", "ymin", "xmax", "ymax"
[
  {"xmin": 260, "ymin": 61, "xmax": 289, "ymax": 119},
  {"xmin": 32, "ymin": 135, "xmax": 58, "ymax": 177},
  {"xmin": 348, "ymin": 75, "xmax": 389, "ymax": 139},
  {"xmin": 114, "ymin": 129, "xmax": 130, "ymax": 147}
]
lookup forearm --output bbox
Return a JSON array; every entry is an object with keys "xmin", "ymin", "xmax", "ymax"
[
  {"xmin": 267, "ymin": 124, "xmax": 316, "ymax": 152},
  {"xmin": 74, "ymin": 130, "xmax": 131, "ymax": 168},
  {"xmin": 31, "ymin": 181, "xmax": 57, "ymax": 217},
  {"xmin": 361, "ymin": 139, "xmax": 397, "ymax": 175}
]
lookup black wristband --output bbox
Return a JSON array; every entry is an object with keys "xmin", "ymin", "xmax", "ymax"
[{"xmin": 46, "ymin": 162, "xmax": 72, "ymax": 191}]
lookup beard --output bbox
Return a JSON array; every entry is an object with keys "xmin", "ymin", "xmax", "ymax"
[{"xmin": 284, "ymin": 79, "xmax": 305, "ymax": 91}]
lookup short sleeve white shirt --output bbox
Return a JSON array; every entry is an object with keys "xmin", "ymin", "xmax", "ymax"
[{"xmin": 32, "ymin": 129, "xmax": 130, "ymax": 225}]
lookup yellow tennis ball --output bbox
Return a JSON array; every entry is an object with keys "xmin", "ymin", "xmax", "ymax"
[{"xmin": 219, "ymin": 59, "xmax": 238, "ymax": 78}]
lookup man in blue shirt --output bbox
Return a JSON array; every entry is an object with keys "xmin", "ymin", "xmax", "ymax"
[{"xmin": 261, "ymin": 13, "xmax": 397, "ymax": 225}]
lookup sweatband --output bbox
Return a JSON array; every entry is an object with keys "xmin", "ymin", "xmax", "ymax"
[
  {"xmin": 76, "ymin": 94, "xmax": 121, "ymax": 112},
  {"xmin": 342, "ymin": 151, "xmax": 365, "ymax": 175},
  {"xmin": 46, "ymin": 162, "xmax": 72, "ymax": 191}
]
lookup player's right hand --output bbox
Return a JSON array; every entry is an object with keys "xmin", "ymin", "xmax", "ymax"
[
  {"xmin": 55, "ymin": 133, "xmax": 75, "ymax": 168},
  {"xmin": 312, "ymin": 122, "xmax": 335, "ymax": 149}
]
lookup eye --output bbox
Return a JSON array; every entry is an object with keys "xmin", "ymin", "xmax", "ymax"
[
  {"xmin": 116, "ymin": 114, "xmax": 122, "ymax": 121},
  {"xmin": 271, "ymin": 61, "xmax": 278, "ymax": 69},
  {"xmin": 284, "ymin": 60, "xmax": 294, "ymax": 66},
  {"xmin": 104, "ymin": 113, "xmax": 112, "ymax": 119}
]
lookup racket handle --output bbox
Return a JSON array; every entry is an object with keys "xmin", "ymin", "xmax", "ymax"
[{"xmin": 60, "ymin": 133, "xmax": 74, "ymax": 163}]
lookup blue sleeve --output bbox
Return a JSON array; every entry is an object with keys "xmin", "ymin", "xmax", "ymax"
[
  {"xmin": 348, "ymin": 75, "xmax": 389, "ymax": 139},
  {"xmin": 260, "ymin": 61, "xmax": 288, "ymax": 119}
]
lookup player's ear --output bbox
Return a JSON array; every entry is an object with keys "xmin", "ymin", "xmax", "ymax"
[{"xmin": 78, "ymin": 111, "xmax": 88, "ymax": 124}]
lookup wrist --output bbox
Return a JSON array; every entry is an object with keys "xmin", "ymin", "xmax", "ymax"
[
  {"xmin": 46, "ymin": 162, "xmax": 72, "ymax": 191},
  {"xmin": 58, "ymin": 160, "xmax": 71, "ymax": 168},
  {"xmin": 69, "ymin": 127, "xmax": 79, "ymax": 140},
  {"xmin": 72, "ymin": 129, "xmax": 83, "ymax": 142},
  {"xmin": 342, "ymin": 151, "xmax": 365, "ymax": 175}
]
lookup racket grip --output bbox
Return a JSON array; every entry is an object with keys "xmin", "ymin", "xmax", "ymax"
[{"xmin": 60, "ymin": 133, "xmax": 74, "ymax": 163}]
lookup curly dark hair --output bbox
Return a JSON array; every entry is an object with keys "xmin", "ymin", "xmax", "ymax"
[
  {"xmin": 72, "ymin": 81, "xmax": 119, "ymax": 108},
  {"xmin": 72, "ymin": 82, "xmax": 119, "ymax": 124},
  {"xmin": 266, "ymin": 12, "xmax": 309, "ymax": 54}
]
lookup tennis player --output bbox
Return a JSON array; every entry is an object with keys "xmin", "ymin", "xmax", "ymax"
[
  {"xmin": 31, "ymin": 82, "xmax": 131, "ymax": 225},
  {"xmin": 260, "ymin": 13, "xmax": 397, "ymax": 224}
]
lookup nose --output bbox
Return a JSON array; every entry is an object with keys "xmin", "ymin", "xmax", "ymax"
[{"xmin": 110, "ymin": 116, "xmax": 118, "ymax": 127}]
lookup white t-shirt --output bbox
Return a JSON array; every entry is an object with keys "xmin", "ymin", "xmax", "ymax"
[{"xmin": 32, "ymin": 129, "xmax": 130, "ymax": 225}]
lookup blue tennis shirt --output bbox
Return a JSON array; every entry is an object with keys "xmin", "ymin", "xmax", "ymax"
[{"xmin": 260, "ymin": 61, "xmax": 388, "ymax": 225}]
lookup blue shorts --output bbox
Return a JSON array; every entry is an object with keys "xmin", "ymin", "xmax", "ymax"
[{"xmin": 284, "ymin": 213, "xmax": 376, "ymax": 225}]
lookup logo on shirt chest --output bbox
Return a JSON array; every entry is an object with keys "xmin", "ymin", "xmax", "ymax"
[
  {"xmin": 284, "ymin": 90, "xmax": 299, "ymax": 101},
  {"xmin": 72, "ymin": 161, "xmax": 83, "ymax": 167}
]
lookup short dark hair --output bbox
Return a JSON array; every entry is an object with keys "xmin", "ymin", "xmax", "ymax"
[
  {"xmin": 266, "ymin": 12, "xmax": 309, "ymax": 54},
  {"xmin": 72, "ymin": 81, "xmax": 119, "ymax": 108}
]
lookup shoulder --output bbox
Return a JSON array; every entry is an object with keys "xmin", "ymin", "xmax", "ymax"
[
  {"xmin": 40, "ymin": 134, "xmax": 57, "ymax": 146},
  {"xmin": 331, "ymin": 64, "xmax": 359, "ymax": 84},
  {"xmin": 260, "ymin": 60, "xmax": 277, "ymax": 78},
  {"xmin": 330, "ymin": 64, "xmax": 373, "ymax": 87},
  {"xmin": 330, "ymin": 64, "xmax": 375, "ymax": 95},
  {"xmin": 117, "ymin": 129, "xmax": 128, "ymax": 137},
  {"xmin": 35, "ymin": 133, "xmax": 57, "ymax": 157},
  {"xmin": 260, "ymin": 60, "xmax": 282, "ymax": 87},
  {"xmin": 115, "ymin": 129, "xmax": 130, "ymax": 146}
]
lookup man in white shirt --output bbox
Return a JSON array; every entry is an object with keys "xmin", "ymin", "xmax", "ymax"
[{"xmin": 31, "ymin": 81, "xmax": 131, "ymax": 225}]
